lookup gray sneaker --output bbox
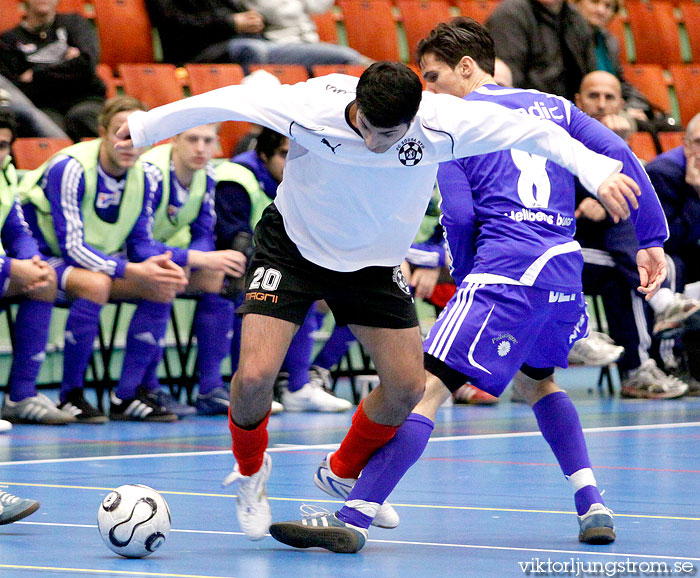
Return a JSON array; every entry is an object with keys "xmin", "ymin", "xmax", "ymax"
[
  {"xmin": 620, "ymin": 359, "xmax": 688, "ymax": 399},
  {"xmin": 653, "ymin": 293, "xmax": 700, "ymax": 337},
  {"xmin": 270, "ymin": 506, "xmax": 368, "ymax": 553},
  {"xmin": 578, "ymin": 503, "xmax": 616, "ymax": 544},
  {"xmin": 2, "ymin": 393, "xmax": 76, "ymax": 425},
  {"xmin": 0, "ymin": 489, "xmax": 40, "ymax": 524}
]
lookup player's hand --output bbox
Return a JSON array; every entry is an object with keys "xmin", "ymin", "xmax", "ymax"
[
  {"xmin": 231, "ymin": 11, "xmax": 265, "ymax": 34},
  {"xmin": 574, "ymin": 197, "xmax": 606, "ymax": 222},
  {"xmin": 636, "ymin": 246, "xmax": 667, "ymax": 299},
  {"xmin": 597, "ymin": 173, "xmax": 640, "ymax": 223},
  {"xmin": 115, "ymin": 121, "xmax": 134, "ymax": 150},
  {"xmin": 199, "ymin": 250, "xmax": 247, "ymax": 277},
  {"xmin": 10, "ymin": 257, "xmax": 52, "ymax": 291},
  {"xmin": 128, "ymin": 252, "xmax": 188, "ymax": 292},
  {"xmin": 410, "ymin": 267, "xmax": 440, "ymax": 300}
]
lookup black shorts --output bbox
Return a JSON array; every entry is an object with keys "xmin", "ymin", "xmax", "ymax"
[{"xmin": 237, "ymin": 204, "xmax": 418, "ymax": 329}]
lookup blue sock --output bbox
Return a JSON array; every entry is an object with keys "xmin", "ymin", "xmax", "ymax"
[
  {"xmin": 9, "ymin": 299, "xmax": 53, "ymax": 402},
  {"xmin": 114, "ymin": 301, "xmax": 170, "ymax": 400},
  {"xmin": 283, "ymin": 307, "xmax": 320, "ymax": 392},
  {"xmin": 337, "ymin": 413, "xmax": 434, "ymax": 529},
  {"xmin": 314, "ymin": 326, "xmax": 355, "ymax": 369},
  {"xmin": 60, "ymin": 298, "xmax": 102, "ymax": 401},
  {"xmin": 141, "ymin": 355, "xmax": 161, "ymax": 392},
  {"xmin": 194, "ymin": 293, "xmax": 234, "ymax": 395},
  {"xmin": 532, "ymin": 391, "xmax": 604, "ymax": 515}
]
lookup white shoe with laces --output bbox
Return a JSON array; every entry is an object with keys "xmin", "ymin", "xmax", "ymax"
[
  {"xmin": 222, "ymin": 452, "xmax": 272, "ymax": 540},
  {"xmin": 653, "ymin": 293, "xmax": 700, "ymax": 336},
  {"xmin": 281, "ymin": 382, "xmax": 352, "ymax": 412},
  {"xmin": 620, "ymin": 359, "xmax": 688, "ymax": 399},
  {"xmin": 314, "ymin": 452, "xmax": 400, "ymax": 529},
  {"xmin": 567, "ymin": 331, "xmax": 624, "ymax": 367}
]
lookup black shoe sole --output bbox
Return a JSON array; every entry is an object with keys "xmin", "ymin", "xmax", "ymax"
[
  {"xmin": 269, "ymin": 522, "xmax": 363, "ymax": 553},
  {"xmin": 0, "ymin": 501, "xmax": 40, "ymax": 525},
  {"xmin": 579, "ymin": 527, "xmax": 616, "ymax": 544}
]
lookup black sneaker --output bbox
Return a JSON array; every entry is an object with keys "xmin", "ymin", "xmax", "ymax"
[
  {"xmin": 109, "ymin": 386, "xmax": 178, "ymax": 422},
  {"xmin": 58, "ymin": 389, "xmax": 107, "ymax": 424}
]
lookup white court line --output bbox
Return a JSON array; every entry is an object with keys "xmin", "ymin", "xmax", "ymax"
[
  {"xmin": 1, "ymin": 421, "xmax": 699, "ymax": 467},
  {"xmin": 13, "ymin": 521, "xmax": 700, "ymax": 562}
]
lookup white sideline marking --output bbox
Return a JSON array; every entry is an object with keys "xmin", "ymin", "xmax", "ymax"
[{"xmin": 1, "ymin": 421, "xmax": 699, "ymax": 467}]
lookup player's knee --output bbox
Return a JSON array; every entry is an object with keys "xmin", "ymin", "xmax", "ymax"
[
  {"xmin": 234, "ymin": 366, "xmax": 277, "ymax": 399},
  {"xmin": 74, "ymin": 272, "xmax": 111, "ymax": 304}
]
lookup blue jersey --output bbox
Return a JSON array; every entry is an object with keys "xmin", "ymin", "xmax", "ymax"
[
  {"xmin": 439, "ymin": 84, "xmax": 668, "ymax": 291},
  {"xmin": 145, "ymin": 161, "xmax": 218, "ymax": 266},
  {"xmin": 23, "ymin": 156, "xmax": 163, "ymax": 278}
]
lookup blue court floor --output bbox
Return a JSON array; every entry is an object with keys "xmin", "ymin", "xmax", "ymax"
[{"xmin": 1, "ymin": 368, "xmax": 699, "ymax": 578}]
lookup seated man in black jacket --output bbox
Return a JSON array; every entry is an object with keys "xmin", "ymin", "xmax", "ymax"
[{"xmin": 0, "ymin": 0, "xmax": 105, "ymax": 141}]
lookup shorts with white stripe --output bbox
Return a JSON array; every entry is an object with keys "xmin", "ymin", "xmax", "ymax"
[{"xmin": 423, "ymin": 282, "xmax": 589, "ymax": 397}]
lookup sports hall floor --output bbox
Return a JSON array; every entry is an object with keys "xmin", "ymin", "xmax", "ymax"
[{"xmin": 1, "ymin": 368, "xmax": 699, "ymax": 578}]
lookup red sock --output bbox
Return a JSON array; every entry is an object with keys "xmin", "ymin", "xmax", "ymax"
[
  {"xmin": 228, "ymin": 408, "xmax": 270, "ymax": 476},
  {"xmin": 330, "ymin": 400, "xmax": 399, "ymax": 479}
]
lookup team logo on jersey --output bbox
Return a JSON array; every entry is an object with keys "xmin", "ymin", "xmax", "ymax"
[
  {"xmin": 392, "ymin": 266, "xmax": 411, "ymax": 295},
  {"xmin": 96, "ymin": 190, "xmax": 122, "ymax": 209},
  {"xmin": 492, "ymin": 333, "xmax": 517, "ymax": 357},
  {"xmin": 321, "ymin": 138, "xmax": 341, "ymax": 154},
  {"xmin": 396, "ymin": 138, "xmax": 424, "ymax": 166}
]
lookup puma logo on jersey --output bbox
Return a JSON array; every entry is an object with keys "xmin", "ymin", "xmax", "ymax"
[{"xmin": 321, "ymin": 138, "xmax": 341, "ymax": 154}]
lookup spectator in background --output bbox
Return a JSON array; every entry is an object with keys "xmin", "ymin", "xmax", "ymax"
[
  {"xmin": 575, "ymin": 77, "xmax": 698, "ymax": 398},
  {"xmin": 576, "ymin": 71, "xmax": 635, "ymax": 142},
  {"xmin": 0, "ymin": 0, "xmax": 105, "ymax": 141},
  {"xmin": 646, "ymin": 114, "xmax": 700, "ymax": 295},
  {"xmin": 240, "ymin": 0, "xmax": 370, "ymax": 73},
  {"xmin": 146, "ymin": 0, "xmax": 367, "ymax": 72},
  {"xmin": 487, "ymin": 0, "xmax": 596, "ymax": 101}
]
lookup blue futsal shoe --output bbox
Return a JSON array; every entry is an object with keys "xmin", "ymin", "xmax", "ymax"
[
  {"xmin": 147, "ymin": 389, "xmax": 196, "ymax": 419},
  {"xmin": 195, "ymin": 386, "xmax": 230, "ymax": 416},
  {"xmin": 577, "ymin": 503, "xmax": 616, "ymax": 544},
  {"xmin": 314, "ymin": 452, "xmax": 399, "ymax": 529},
  {"xmin": 270, "ymin": 506, "xmax": 368, "ymax": 554},
  {"xmin": 0, "ymin": 489, "xmax": 40, "ymax": 525}
]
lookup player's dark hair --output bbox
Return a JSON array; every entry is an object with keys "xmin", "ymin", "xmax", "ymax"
[
  {"xmin": 0, "ymin": 108, "xmax": 18, "ymax": 142},
  {"xmin": 255, "ymin": 127, "xmax": 287, "ymax": 160},
  {"xmin": 356, "ymin": 62, "xmax": 422, "ymax": 128},
  {"xmin": 98, "ymin": 95, "xmax": 148, "ymax": 130},
  {"xmin": 416, "ymin": 17, "xmax": 496, "ymax": 76}
]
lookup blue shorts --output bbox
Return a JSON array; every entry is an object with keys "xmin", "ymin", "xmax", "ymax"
[{"xmin": 423, "ymin": 282, "xmax": 588, "ymax": 397}]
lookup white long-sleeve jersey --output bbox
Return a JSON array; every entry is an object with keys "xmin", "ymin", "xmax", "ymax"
[{"xmin": 127, "ymin": 74, "xmax": 621, "ymax": 272}]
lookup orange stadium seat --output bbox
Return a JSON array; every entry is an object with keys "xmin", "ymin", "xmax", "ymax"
[
  {"xmin": 337, "ymin": 0, "xmax": 401, "ymax": 61},
  {"xmin": 621, "ymin": 64, "xmax": 672, "ymax": 114},
  {"xmin": 185, "ymin": 64, "xmax": 249, "ymax": 159},
  {"xmin": 669, "ymin": 64, "xmax": 700, "ymax": 127},
  {"xmin": 93, "ymin": 0, "xmax": 154, "ymax": 69},
  {"xmin": 96, "ymin": 63, "xmax": 120, "ymax": 99},
  {"xmin": 658, "ymin": 131, "xmax": 686, "ymax": 152},
  {"xmin": 312, "ymin": 64, "xmax": 368, "ymax": 77},
  {"xmin": 397, "ymin": 0, "xmax": 452, "ymax": 60},
  {"xmin": 679, "ymin": 2, "xmax": 700, "ymax": 63},
  {"xmin": 117, "ymin": 64, "xmax": 183, "ymax": 109},
  {"xmin": 625, "ymin": 1, "xmax": 682, "ymax": 67},
  {"xmin": 185, "ymin": 64, "xmax": 245, "ymax": 93},
  {"xmin": 311, "ymin": 11, "xmax": 339, "ymax": 44},
  {"xmin": 628, "ymin": 132, "xmax": 657, "ymax": 163},
  {"xmin": 249, "ymin": 65, "xmax": 309, "ymax": 85},
  {"xmin": 12, "ymin": 138, "xmax": 73, "ymax": 171},
  {"xmin": 454, "ymin": 0, "xmax": 500, "ymax": 24},
  {"xmin": 607, "ymin": 16, "xmax": 628, "ymax": 63}
]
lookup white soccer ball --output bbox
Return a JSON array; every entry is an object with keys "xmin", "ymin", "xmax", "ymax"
[{"xmin": 97, "ymin": 484, "xmax": 171, "ymax": 558}]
